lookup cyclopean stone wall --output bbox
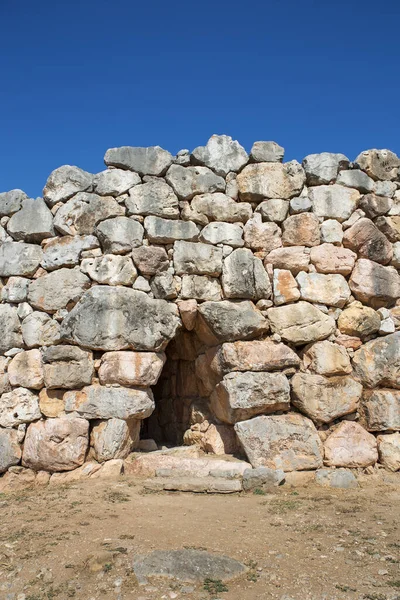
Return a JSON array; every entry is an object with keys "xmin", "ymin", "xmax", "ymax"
[{"xmin": 1, "ymin": 134, "xmax": 400, "ymax": 485}]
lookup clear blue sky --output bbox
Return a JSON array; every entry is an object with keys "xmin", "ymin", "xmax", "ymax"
[{"xmin": 1, "ymin": 0, "xmax": 399, "ymax": 198}]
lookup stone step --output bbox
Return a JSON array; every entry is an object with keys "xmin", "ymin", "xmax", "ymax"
[{"xmin": 144, "ymin": 476, "xmax": 242, "ymax": 494}]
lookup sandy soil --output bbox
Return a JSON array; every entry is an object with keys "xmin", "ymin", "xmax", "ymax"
[{"xmin": 1, "ymin": 475, "xmax": 400, "ymax": 600}]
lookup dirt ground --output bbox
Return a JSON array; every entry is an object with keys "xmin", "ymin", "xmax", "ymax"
[{"xmin": 1, "ymin": 475, "xmax": 400, "ymax": 600}]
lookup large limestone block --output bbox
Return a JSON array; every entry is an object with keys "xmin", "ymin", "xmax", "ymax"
[
  {"xmin": 98, "ymin": 351, "xmax": 166, "ymax": 386},
  {"xmin": 81, "ymin": 254, "xmax": 137, "ymax": 286},
  {"xmin": 144, "ymin": 216, "xmax": 200, "ymax": 243},
  {"xmin": 234, "ymin": 414, "xmax": 323, "ymax": 471},
  {"xmin": 1, "ymin": 276, "xmax": 29, "ymax": 303},
  {"xmin": 256, "ymin": 198, "xmax": 289, "ymax": 223},
  {"xmin": 309, "ymin": 243, "xmax": 356, "ymax": 275},
  {"xmin": 250, "ymin": 141, "xmax": 284, "ymax": 163},
  {"xmin": 291, "ymin": 373, "xmax": 362, "ymax": 424},
  {"xmin": 42, "ymin": 235, "xmax": 99, "ymax": 270},
  {"xmin": 0, "ymin": 242, "xmax": 43, "ymax": 276},
  {"xmin": 39, "ymin": 389, "xmax": 65, "ymax": 418},
  {"xmin": 349, "ymin": 259, "xmax": 400, "ymax": 308},
  {"xmin": 282, "ymin": 213, "xmax": 320, "ymax": 247},
  {"xmin": 355, "ymin": 149, "xmax": 400, "ymax": 181},
  {"xmin": 93, "ymin": 168, "xmax": 141, "ymax": 196},
  {"xmin": 337, "ymin": 302, "xmax": 380, "ymax": 339},
  {"xmin": 353, "ymin": 332, "xmax": 400, "ymax": 388},
  {"xmin": 150, "ymin": 271, "xmax": 180, "ymax": 299},
  {"xmin": 237, "ymin": 161, "xmax": 305, "ymax": 202},
  {"xmin": 181, "ymin": 274, "xmax": 222, "ymax": 301},
  {"xmin": 96, "ymin": 217, "xmax": 143, "ymax": 254},
  {"xmin": 0, "ymin": 358, "xmax": 10, "ymax": 396},
  {"xmin": 132, "ymin": 245, "xmax": 169, "ymax": 275},
  {"xmin": 54, "ymin": 192, "xmax": 124, "ymax": 236},
  {"xmin": 22, "ymin": 417, "xmax": 89, "ymax": 472},
  {"xmin": 273, "ymin": 268, "xmax": 300, "ymax": 305},
  {"xmin": 126, "ymin": 179, "xmax": 179, "ymax": 218},
  {"xmin": 28, "ymin": 267, "xmax": 90, "ymax": 313},
  {"xmin": 91, "ymin": 418, "xmax": 140, "ymax": 461},
  {"xmin": 104, "ymin": 145, "xmax": 173, "ymax": 176},
  {"xmin": 43, "ymin": 165, "xmax": 93, "ymax": 206},
  {"xmin": 0, "ymin": 387, "xmax": 41, "ymax": 427},
  {"xmin": 267, "ymin": 302, "xmax": 335, "ymax": 346},
  {"xmin": 361, "ymin": 390, "xmax": 400, "ymax": 431},
  {"xmin": 343, "ymin": 218, "xmax": 393, "ymax": 265},
  {"xmin": 8, "ymin": 350, "xmax": 44, "ymax": 390},
  {"xmin": 166, "ymin": 165, "xmax": 225, "ymax": 200},
  {"xmin": 320, "ymin": 219, "xmax": 344, "ymax": 245},
  {"xmin": 0, "ymin": 189, "xmax": 27, "ymax": 216},
  {"xmin": 22, "ymin": 312, "xmax": 60, "ymax": 348},
  {"xmin": 42, "ymin": 345, "xmax": 94, "ymax": 389},
  {"xmin": 324, "ymin": 421, "xmax": 378, "ymax": 468},
  {"xmin": 173, "ymin": 240, "xmax": 223, "ymax": 276},
  {"xmin": 196, "ymin": 300, "xmax": 269, "ymax": 345},
  {"xmin": 222, "ymin": 248, "xmax": 271, "ymax": 300},
  {"xmin": 64, "ymin": 384, "xmax": 154, "ymax": 420},
  {"xmin": 191, "ymin": 193, "xmax": 252, "ymax": 223},
  {"xmin": 337, "ymin": 169, "xmax": 374, "ymax": 193},
  {"xmin": 199, "ymin": 222, "xmax": 244, "ymax": 247},
  {"xmin": 211, "ymin": 371, "xmax": 290, "ymax": 424},
  {"xmin": 0, "ymin": 304, "xmax": 23, "ymax": 353},
  {"xmin": 375, "ymin": 215, "xmax": 400, "ymax": 243},
  {"xmin": 265, "ymin": 246, "xmax": 310, "ymax": 274},
  {"xmin": 7, "ymin": 197, "xmax": 55, "ymax": 242},
  {"xmin": 243, "ymin": 216, "xmax": 282, "ymax": 252},
  {"xmin": 61, "ymin": 287, "xmax": 180, "ymax": 351},
  {"xmin": 303, "ymin": 340, "xmax": 352, "ymax": 375},
  {"xmin": 296, "ymin": 271, "xmax": 351, "ymax": 308},
  {"xmin": 377, "ymin": 433, "xmax": 400, "ymax": 471},
  {"xmin": 0, "ymin": 428, "xmax": 21, "ymax": 473},
  {"xmin": 192, "ymin": 134, "xmax": 248, "ymax": 176},
  {"xmin": 302, "ymin": 153, "xmax": 349, "ymax": 185},
  {"xmin": 359, "ymin": 193, "xmax": 393, "ymax": 219},
  {"xmin": 309, "ymin": 185, "xmax": 360, "ymax": 221},
  {"xmin": 208, "ymin": 339, "xmax": 300, "ymax": 376}
]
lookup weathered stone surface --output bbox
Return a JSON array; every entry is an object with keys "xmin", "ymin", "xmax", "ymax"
[
  {"xmin": 265, "ymin": 246, "xmax": 310, "ymax": 274},
  {"xmin": 43, "ymin": 166, "xmax": 93, "ymax": 206},
  {"xmin": 166, "ymin": 165, "xmax": 225, "ymax": 200},
  {"xmin": 196, "ymin": 300, "xmax": 269, "ymax": 345},
  {"xmin": 0, "ymin": 429, "xmax": 21, "ymax": 473},
  {"xmin": 291, "ymin": 373, "xmax": 362, "ymax": 424},
  {"xmin": 222, "ymin": 248, "xmax": 271, "ymax": 300},
  {"xmin": 250, "ymin": 141, "xmax": 284, "ymax": 163},
  {"xmin": 375, "ymin": 216, "xmax": 400, "ymax": 243},
  {"xmin": 53, "ymin": 192, "xmax": 124, "ymax": 236},
  {"xmin": 309, "ymin": 185, "xmax": 360, "ymax": 221},
  {"xmin": 1, "ymin": 276, "xmax": 29, "ymax": 303},
  {"xmin": 303, "ymin": 340, "xmax": 352, "ymax": 375},
  {"xmin": 7, "ymin": 197, "xmax": 55, "ymax": 242},
  {"xmin": 296, "ymin": 272, "xmax": 351, "ymax": 308},
  {"xmin": 242, "ymin": 467, "xmax": 285, "ymax": 490},
  {"xmin": 191, "ymin": 193, "xmax": 252, "ymax": 223},
  {"xmin": 235, "ymin": 414, "xmax": 323, "ymax": 471},
  {"xmin": 337, "ymin": 169, "xmax": 375, "ymax": 193},
  {"xmin": 315, "ymin": 468, "xmax": 358, "ymax": 489},
  {"xmin": 150, "ymin": 271, "xmax": 180, "ymax": 299},
  {"xmin": 8, "ymin": 350, "xmax": 44, "ymax": 389},
  {"xmin": 82, "ymin": 254, "xmax": 137, "ymax": 286},
  {"xmin": 39, "ymin": 389, "xmax": 65, "ymax": 418},
  {"xmin": 324, "ymin": 421, "xmax": 378, "ymax": 468},
  {"xmin": 343, "ymin": 218, "xmax": 393, "ymax": 264},
  {"xmin": 177, "ymin": 299, "xmax": 197, "ymax": 331},
  {"xmin": 192, "ymin": 134, "xmax": 248, "ymax": 176},
  {"xmin": 0, "ymin": 358, "xmax": 10, "ymax": 396},
  {"xmin": 355, "ymin": 149, "xmax": 400, "ymax": 181},
  {"xmin": 375, "ymin": 181, "xmax": 397, "ymax": 198},
  {"xmin": 126, "ymin": 179, "xmax": 179, "ymax": 218},
  {"xmin": 0, "ymin": 388, "xmax": 41, "ymax": 427},
  {"xmin": 22, "ymin": 312, "xmax": 60, "ymax": 348},
  {"xmin": 96, "ymin": 217, "xmax": 143, "ymax": 254},
  {"xmin": 201, "ymin": 423, "xmax": 238, "ymax": 455},
  {"xmin": 359, "ymin": 193, "xmax": 393, "ymax": 218},
  {"xmin": 282, "ymin": 213, "xmax": 320, "ymax": 247},
  {"xmin": 377, "ymin": 433, "xmax": 400, "ymax": 471},
  {"xmin": 0, "ymin": 189, "xmax": 27, "ymax": 216},
  {"xmin": 0, "ymin": 304, "xmax": 22, "ymax": 353},
  {"xmin": 310, "ymin": 243, "xmax": 356, "ymax": 275},
  {"xmin": 98, "ymin": 351, "xmax": 165, "ymax": 386},
  {"xmin": 42, "ymin": 345, "xmax": 94, "ymax": 389},
  {"xmin": 28, "ymin": 267, "xmax": 90, "ymax": 312},
  {"xmin": 173, "ymin": 240, "xmax": 223, "ymax": 276},
  {"xmin": 237, "ymin": 161, "xmax": 305, "ymax": 202},
  {"xmin": 256, "ymin": 199, "xmax": 289, "ymax": 222},
  {"xmin": 267, "ymin": 302, "xmax": 335, "ymax": 345},
  {"xmin": 42, "ymin": 235, "xmax": 99, "ymax": 269},
  {"xmin": 91, "ymin": 418, "xmax": 140, "ymax": 461},
  {"xmin": 302, "ymin": 153, "xmax": 349, "ymax": 185},
  {"xmin": 211, "ymin": 371, "xmax": 290, "ymax": 424},
  {"xmin": 289, "ymin": 195, "xmax": 312, "ymax": 214},
  {"xmin": 131, "ymin": 245, "xmax": 169, "ymax": 275},
  {"xmin": 320, "ymin": 219, "xmax": 344, "ymax": 245},
  {"xmin": 361, "ymin": 390, "xmax": 400, "ymax": 431},
  {"xmin": 349, "ymin": 259, "xmax": 400, "ymax": 308},
  {"xmin": 104, "ymin": 145, "xmax": 173, "ymax": 175},
  {"xmin": 243, "ymin": 215, "xmax": 282, "ymax": 252},
  {"xmin": 273, "ymin": 269, "xmax": 300, "ymax": 305},
  {"xmin": 22, "ymin": 417, "xmax": 89, "ymax": 472},
  {"xmin": 64, "ymin": 384, "xmax": 154, "ymax": 420},
  {"xmin": 93, "ymin": 168, "xmax": 141, "ymax": 196},
  {"xmin": 145, "ymin": 216, "xmax": 200, "ymax": 243},
  {"xmin": 337, "ymin": 301, "xmax": 380, "ymax": 339},
  {"xmin": 61, "ymin": 287, "xmax": 181, "ymax": 351},
  {"xmin": 181, "ymin": 274, "xmax": 222, "ymax": 301},
  {"xmin": 199, "ymin": 222, "xmax": 244, "ymax": 247},
  {"xmin": 0, "ymin": 242, "xmax": 43, "ymax": 276},
  {"xmin": 353, "ymin": 332, "xmax": 400, "ymax": 388}
]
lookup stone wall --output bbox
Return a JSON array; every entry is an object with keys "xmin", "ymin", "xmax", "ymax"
[{"xmin": 1, "ymin": 134, "xmax": 400, "ymax": 484}]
